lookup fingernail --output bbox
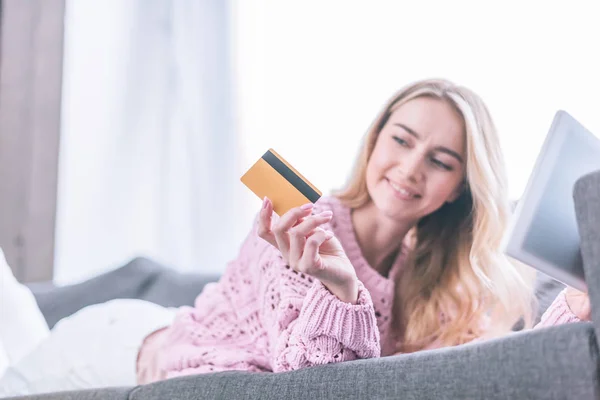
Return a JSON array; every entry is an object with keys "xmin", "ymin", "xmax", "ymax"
[
  {"xmin": 262, "ymin": 197, "xmax": 269, "ymax": 210},
  {"xmin": 325, "ymin": 231, "xmax": 334, "ymax": 239},
  {"xmin": 301, "ymin": 203, "xmax": 314, "ymax": 211},
  {"xmin": 319, "ymin": 211, "xmax": 333, "ymax": 218}
]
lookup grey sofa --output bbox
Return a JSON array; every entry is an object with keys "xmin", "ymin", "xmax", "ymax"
[{"xmin": 7, "ymin": 171, "xmax": 600, "ymax": 399}]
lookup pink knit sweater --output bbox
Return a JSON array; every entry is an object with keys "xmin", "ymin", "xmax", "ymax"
[{"xmin": 140, "ymin": 196, "xmax": 579, "ymax": 381}]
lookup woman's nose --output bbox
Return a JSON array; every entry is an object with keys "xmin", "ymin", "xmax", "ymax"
[{"xmin": 398, "ymin": 153, "xmax": 424, "ymax": 182}]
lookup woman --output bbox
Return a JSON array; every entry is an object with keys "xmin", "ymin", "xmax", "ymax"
[{"xmin": 0, "ymin": 79, "xmax": 588, "ymax": 397}]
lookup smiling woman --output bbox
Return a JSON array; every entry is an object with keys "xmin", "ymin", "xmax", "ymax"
[
  {"xmin": 366, "ymin": 97, "xmax": 466, "ymax": 224},
  {"xmin": 0, "ymin": 78, "xmax": 584, "ymax": 397},
  {"xmin": 336, "ymin": 79, "xmax": 533, "ymax": 352}
]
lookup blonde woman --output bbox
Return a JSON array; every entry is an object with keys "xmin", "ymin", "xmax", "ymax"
[{"xmin": 0, "ymin": 79, "xmax": 586, "ymax": 397}]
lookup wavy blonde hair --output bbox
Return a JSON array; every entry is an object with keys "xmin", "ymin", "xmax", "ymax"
[{"xmin": 335, "ymin": 78, "xmax": 535, "ymax": 352}]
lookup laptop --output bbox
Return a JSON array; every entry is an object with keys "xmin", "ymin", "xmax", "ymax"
[{"xmin": 502, "ymin": 110, "xmax": 600, "ymax": 292}]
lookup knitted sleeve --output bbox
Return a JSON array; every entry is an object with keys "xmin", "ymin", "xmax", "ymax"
[
  {"xmin": 534, "ymin": 289, "xmax": 582, "ymax": 328},
  {"xmin": 260, "ymin": 199, "xmax": 381, "ymax": 372},
  {"xmin": 269, "ymin": 277, "xmax": 381, "ymax": 372}
]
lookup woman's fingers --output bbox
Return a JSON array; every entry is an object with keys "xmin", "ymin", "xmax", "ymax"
[
  {"xmin": 290, "ymin": 211, "xmax": 333, "ymax": 237},
  {"xmin": 272, "ymin": 203, "xmax": 315, "ymax": 258},
  {"xmin": 297, "ymin": 229, "xmax": 334, "ymax": 273},
  {"xmin": 288, "ymin": 212, "xmax": 333, "ymax": 267},
  {"xmin": 289, "ymin": 226, "xmax": 321, "ymax": 264},
  {"xmin": 257, "ymin": 200, "xmax": 334, "ymax": 270},
  {"xmin": 288, "ymin": 228, "xmax": 306, "ymax": 269},
  {"xmin": 257, "ymin": 197, "xmax": 277, "ymax": 248}
]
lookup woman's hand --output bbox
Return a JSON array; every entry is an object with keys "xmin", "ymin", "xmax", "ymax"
[
  {"xmin": 564, "ymin": 286, "xmax": 591, "ymax": 321},
  {"xmin": 257, "ymin": 197, "xmax": 359, "ymax": 304}
]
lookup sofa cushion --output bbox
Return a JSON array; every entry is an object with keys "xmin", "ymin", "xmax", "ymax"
[
  {"xmin": 574, "ymin": 171, "xmax": 600, "ymax": 341},
  {"xmin": 127, "ymin": 322, "xmax": 598, "ymax": 400},
  {"xmin": 28, "ymin": 258, "xmax": 219, "ymax": 329},
  {"xmin": 5, "ymin": 322, "xmax": 597, "ymax": 399}
]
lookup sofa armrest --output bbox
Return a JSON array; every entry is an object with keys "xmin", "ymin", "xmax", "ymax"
[
  {"xmin": 574, "ymin": 170, "xmax": 600, "ymax": 337},
  {"xmin": 5, "ymin": 323, "xmax": 598, "ymax": 399},
  {"xmin": 129, "ymin": 323, "xmax": 600, "ymax": 399}
]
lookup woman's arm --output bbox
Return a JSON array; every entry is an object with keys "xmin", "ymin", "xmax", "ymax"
[
  {"xmin": 257, "ymin": 198, "xmax": 382, "ymax": 371},
  {"xmin": 534, "ymin": 287, "xmax": 588, "ymax": 328},
  {"xmin": 269, "ymin": 278, "xmax": 381, "ymax": 372}
]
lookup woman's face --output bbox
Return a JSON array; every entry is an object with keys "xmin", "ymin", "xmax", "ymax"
[{"xmin": 365, "ymin": 96, "xmax": 466, "ymax": 224}]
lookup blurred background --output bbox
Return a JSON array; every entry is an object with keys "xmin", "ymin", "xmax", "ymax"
[{"xmin": 1, "ymin": 0, "xmax": 599, "ymax": 285}]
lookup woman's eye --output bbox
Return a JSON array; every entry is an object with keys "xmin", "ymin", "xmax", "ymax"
[
  {"xmin": 431, "ymin": 158, "xmax": 452, "ymax": 171},
  {"xmin": 392, "ymin": 136, "xmax": 408, "ymax": 146}
]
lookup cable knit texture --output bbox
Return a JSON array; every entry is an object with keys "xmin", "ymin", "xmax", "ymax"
[
  {"xmin": 143, "ymin": 196, "xmax": 406, "ymax": 381},
  {"xmin": 138, "ymin": 196, "xmax": 581, "ymax": 382},
  {"xmin": 535, "ymin": 288, "xmax": 582, "ymax": 327}
]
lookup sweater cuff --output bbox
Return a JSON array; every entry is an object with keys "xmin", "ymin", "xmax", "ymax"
[
  {"xmin": 296, "ymin": 280, "xmax": 380, "ymax": 354},
  {"xmin": 538, "ymin": 289, "xmax": 582, "ymax": 327}
]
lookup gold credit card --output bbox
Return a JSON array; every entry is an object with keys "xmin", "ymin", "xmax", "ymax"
[{"xmin": 241, "ymin": 148, "xmax": 322, "ymax": 216}]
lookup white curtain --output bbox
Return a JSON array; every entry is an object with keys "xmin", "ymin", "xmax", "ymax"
[{"xmin": 55, "ymin": 0, "xmax": 243, "ymax": 284}]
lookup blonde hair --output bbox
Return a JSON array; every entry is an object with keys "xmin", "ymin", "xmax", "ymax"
[{"xmin": 335, "ymin": 78, "xmax": 535, "ymax": 352}]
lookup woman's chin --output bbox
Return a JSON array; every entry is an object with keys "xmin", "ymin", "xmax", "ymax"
[{"xmin": 372, "ymin": 195, "xmax": 415, "ymax": 222}]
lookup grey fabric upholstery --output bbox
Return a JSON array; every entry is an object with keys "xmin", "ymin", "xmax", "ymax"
[
  {"xmin": 9, "ymin": 323, "xmax": 599, "ymax": 400},
  {"xmin": 28, "ymin": 258, "xmax": 219, "ymax": 328},
  {"xmin": 574, "ymin": 170, "xmax": 600, "ymax": 340},
  {"xmin": 133, "ymin": 323, "xmax": 599, "ymax": 400}
]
